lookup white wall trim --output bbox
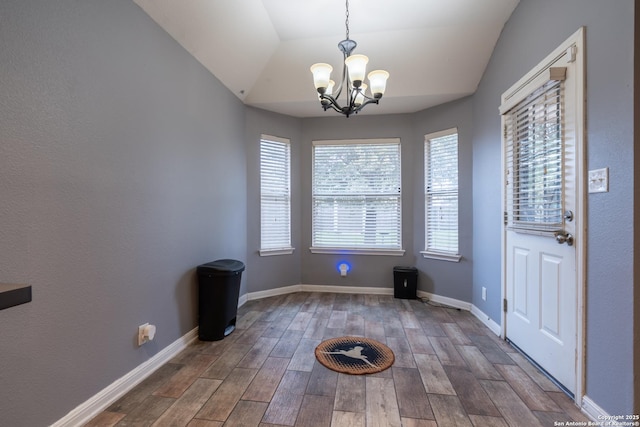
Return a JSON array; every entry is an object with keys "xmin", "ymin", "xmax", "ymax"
[
  {"xmin": 420, "ymin": 251, "xmax": 462, "ymax": 262},
  {"xmin": 309, "ymin": 247, "xmax": 405, "ymax": 256},
  {"xmin": 581, "ymin": 395, "xmax": 608, "ymax": 422},
  {"xmin": 52, "ymin": 327, "xmax": 198, "ymax": 427},
  {"xmin": 470, "ymin": 305, "xmax": 502, "ymax": 336},
  {"xmin": 238, "ymin": 292, "xmax": 250, "ymax": 307},
  {"xmin": 304, "ymin": 284, "xmax": 394, "ymax": 296},
  {"xmin": 417, "ymin": 290, "xmax": 471, "ymax": 311},
  {"xmin": 242, "ymin": 284, "xmax": 397, "ymax": 305},
  {"xmin": 242, "ymin": 284, "xmax": 305, "ymax": 304},
  {"xmin": 243, "ymin": 284, "xmax": 477, "ymax": 314}
]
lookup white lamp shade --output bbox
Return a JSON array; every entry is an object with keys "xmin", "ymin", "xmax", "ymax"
[
  {"xmin": 325, "ymin": 80, "xmax": 335, "ymax": 96},
  {"xmin": 354, "ymin": 83, "xmax": 367, "ymax": 106},
  {"xmin": 368, "ymin": 70, "xmax": 389, "ymax": 97},
  {"xmin": 319, "ymin": 80, "xmax": 335, "ymax": 102},
  {"xmin": 344, "ymin": 54, "xmax": 369, "ymax": 85},
  {"xmin": 310, "ymin": 63, "xmax": 333, "ymax": 91}
]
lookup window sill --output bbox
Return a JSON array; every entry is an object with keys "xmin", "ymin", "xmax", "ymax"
[
  {"xmin": 259, "ymin": 247, "xmax": 295, "ymax": 257},
  {"xmin": 421, "ymin": 251, "xmax": 462, "ymax": 262},
  {"xmin": 310, "ymin": 247, "xmax": 405, "ymax": 256}
]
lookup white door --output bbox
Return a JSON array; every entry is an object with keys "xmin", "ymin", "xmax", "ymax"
[{"xmin": 501, "ymin": 30, "xmax": 584, "ymax": 395}]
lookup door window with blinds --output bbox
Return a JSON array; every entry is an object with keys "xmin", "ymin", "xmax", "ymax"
[
  {"xmin": 504, "ymin": 78, "xmax": 564, "ymax": 233},
  {"xmin": 260, "ymin": 135, "xmax": 293, "ymax": 256},
  {"xmin": 311, "ymin": 139, "xmax": 402, "ymax": 254},
  {"xmin": 423, "ymin": 129, "xmax": 461, "ymax": 261}
]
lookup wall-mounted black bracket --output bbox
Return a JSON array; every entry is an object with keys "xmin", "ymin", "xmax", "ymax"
[{"xmin": 0, "ymin": 283, "xmax": 32, "ymax": 310}]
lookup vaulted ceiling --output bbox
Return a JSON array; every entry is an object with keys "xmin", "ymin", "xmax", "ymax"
[{"xmin": 133, "ymin": 0, "xmax": 519, "ymax": 118}]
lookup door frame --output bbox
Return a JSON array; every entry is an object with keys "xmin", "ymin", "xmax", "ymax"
[{"xmin": 500, "ymin": 27, "xmax": 586, "ymax": 406}]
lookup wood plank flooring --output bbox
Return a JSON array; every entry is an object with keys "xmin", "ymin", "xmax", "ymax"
[{"xmin": 86, "ymin": 292, "xmax": 589, "ymax": 426}]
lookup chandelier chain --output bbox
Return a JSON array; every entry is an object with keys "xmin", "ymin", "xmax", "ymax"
[{"xmin": 345, "ymin": 0, "xmax": 350, "ymax": 39}]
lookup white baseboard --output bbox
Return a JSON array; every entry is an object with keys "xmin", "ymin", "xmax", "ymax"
[
  {"xmin": 238, "ymin": 292, "xmax": 249, "ymax": 307},
  {"xmin": 52, "ymin": 327, "xmax": 198, "ymax": 427},
  {"xmin": 470, "ymin": 304, "xmax": 502, "ymax": 336},
  {"xmin": 581, "ymin": 395, "xmax": 608, "ymax": 422},
  {"xmin": 301, "ymin": 284, "xmax": 394, "ymax": 296},
  {"xmin": 416, "ymin": 290, "xmax": 501, "ymax": 336},
  {"xmin": 243, "ymin": 284, "xmax": 396, "ymax": 304},
  {"xmin": 417, "ymin": 290, "xmax": 471, "ymax": 311},
  {"xmin": 243, "ymin": 284, "xmax": 305, "ymax": 303},
  {"xmin": 244, "ymin": 284, "xmax": 476, "ymax": 311}
]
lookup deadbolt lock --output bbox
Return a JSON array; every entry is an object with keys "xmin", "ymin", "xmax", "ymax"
[{"xmin": 564, "ymin": 210, "xmax": 574, "ymax": 222}]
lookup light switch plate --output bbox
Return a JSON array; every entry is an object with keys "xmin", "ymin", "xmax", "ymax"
[{"xmin": 588, "ymin": 168, "xmax": 608, "ymax": 193}]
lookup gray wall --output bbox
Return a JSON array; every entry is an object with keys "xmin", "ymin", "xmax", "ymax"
[
  {"xmin": 0, "ymin": 1, "xmax": 247, "ymax": 425},
  {"xmin": 0, "ymin": 0, "xmax": 635, "ymax": 424},
  {"xmin": 245, "ymin": 107, "xmax": 302, "ymax": 293},
  {"xmin": 470, "ymin": 0, "xmax": 635, "ymax": 415}
]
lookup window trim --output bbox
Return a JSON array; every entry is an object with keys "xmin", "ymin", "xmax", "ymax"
[
  {"xmin": 310, "ymin": 138, "xmax": 403, "ymax": 255},
  {"xmin": 309, "ymin": 247, "xmax": 405, "ymax": 256},
  {"xmin": 259, "ymin": 134, "xmax": 294, "ymax": 256},
  {"xmin": 423, "ymin": 128, "xmax": 461, "ymax": 262},
  {"xmin": 260, "ymin": 247, "xmax": 295, "ymax": 256},
  {"xmin": 420, "ymin": 250, "xmax": 461, "ymax": 262}
]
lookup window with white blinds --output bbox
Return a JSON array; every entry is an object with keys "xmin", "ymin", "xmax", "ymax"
[
  {"xmin": 504, "ymin": 80, "xmax": 564, "ymax": 233},
  {"xmin": 260, "ymin": 135, "xmax": 293, "ymax": 256},
  {"xmin": 311, "ymin": 139, "xmax": 402, "ymax": 254},
  {"xmin": 423, "ymin": 129, "xmax": 460, "ymax": 260}
]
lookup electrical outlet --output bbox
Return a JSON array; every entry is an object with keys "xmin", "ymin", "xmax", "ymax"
[
  {"xmin": 138, "ymin": 323, "xmax": 149, "ymax": 346},
  {"xmin": 138, "ymin": 323, "xmax": 156, "ymax": 346},
  {"xmin": 482, "ymin": 287, "xmax": 487, "ymax": 301}
]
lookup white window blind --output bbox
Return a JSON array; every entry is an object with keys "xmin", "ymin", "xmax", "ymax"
[
  {"xmin": 505, "ymin": 80, "xmax": 564, "ymax": 233},
  {"xmin": 260, "ymin": 135, "xmax": 292, "ymax": 255},
  {"xmin": 312, "ymin": 139, "xmax": 401, "ymax": 252},
  {"xmin": 424, "ymin": 129, "xmax": 459, "ymax": 257}
]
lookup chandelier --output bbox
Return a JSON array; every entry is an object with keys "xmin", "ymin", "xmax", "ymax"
[{"xmin": 310, "ymin": 0, "xmax": 389, "ymax": 117}]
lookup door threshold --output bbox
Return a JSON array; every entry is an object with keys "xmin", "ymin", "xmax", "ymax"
[{"xmin": 506, "ymin": 338, "xmax": 574, "ymax": 399}]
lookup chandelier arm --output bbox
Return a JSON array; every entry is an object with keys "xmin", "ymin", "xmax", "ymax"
[
  {"xmin": 319, "ymin": 94, "xmax": 345, "ymax": 113},
  {"xmin": 329, "ymin": 104, "xmax": 344, "ymax": 114},
  {"xmin": 332, "ymin": 50, "xmax": 350, "ymax": 99},
  {"xmin": 354, "ymin": 98, "xmax": 379, "ymax": 113},
  {"xmin": 349, "ymin": 86, "xmax": 360, "ymax": 108},
  {"xmin": 348, "ymin": 88, "xmax": 355, "ymax": 109},
  {"xmin": 320, "ymin": 92, "xmax": 379, "ymax": 117},
  {"xmin": 326, "ymin": 102, "xmax": 345, "ymax": 114},
  {"xmin": 358, "ymin": 92, "xmax": 379, "ymax": 102}
]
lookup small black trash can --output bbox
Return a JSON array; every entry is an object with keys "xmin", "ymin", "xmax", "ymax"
[
  {"xmin": 197, "ymin": 259, "xmax": 245, "ymax": 341},
  {"xmin": 393, "ymin": 266, "xmax": 418, "ymax": 299}
]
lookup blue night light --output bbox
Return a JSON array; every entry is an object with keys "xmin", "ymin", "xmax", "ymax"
[{"xmin": 337, "ymin": 261, "xmax": 351, "ymax": 276}]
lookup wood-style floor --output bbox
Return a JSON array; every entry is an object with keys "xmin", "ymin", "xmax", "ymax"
[{"xmin": 86, "ymin": 292, "xmax": 589, "ymax": 426}]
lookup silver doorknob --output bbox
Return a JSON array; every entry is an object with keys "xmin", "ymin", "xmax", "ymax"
[{"xmin": 554, "ymin": 231, "xmax": 574, "ymax": 246}]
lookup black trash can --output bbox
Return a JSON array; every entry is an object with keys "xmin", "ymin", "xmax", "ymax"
[
  {"xmin": 197, "ymin": 259, "xmax": 245, "ymax": 341},
  {"xmin": 393, "ymin": 266, "xmax": 418, "ymax": 299}
]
